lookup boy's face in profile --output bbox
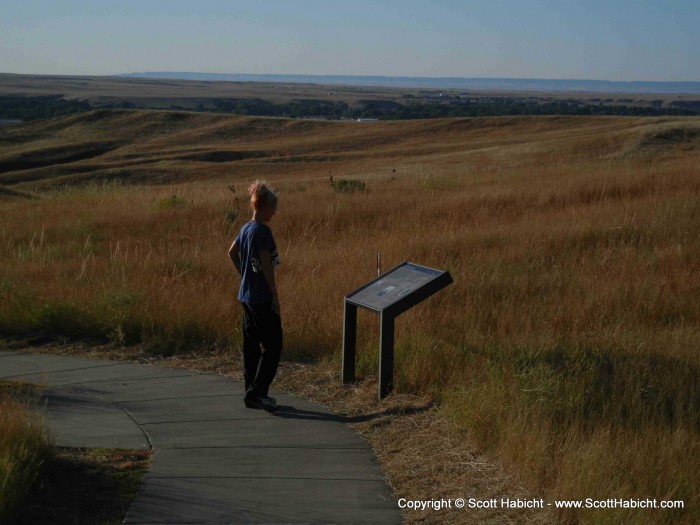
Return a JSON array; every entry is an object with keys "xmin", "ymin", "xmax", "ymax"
[{"xmin": 261, "ymin": 204, "xmax": 276, "ymax": 222}]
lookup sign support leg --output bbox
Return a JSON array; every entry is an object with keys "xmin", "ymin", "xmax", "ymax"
[
  {"xmin": 342, "ymin": 301, "xmax": 357, "ymax": 384},
  {"xmin": 379, "ymin": 312, "xmax": 395, "ymax": 399}
]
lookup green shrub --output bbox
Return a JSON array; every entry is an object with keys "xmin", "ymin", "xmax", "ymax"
[
  {"xmin": 332, "ymin": 179, "xmax": 366, "ymax": 193},
  {"xmin": 156, "ymin": 195, "xmax": 187, "ymax": 208},
  {"xmin": 38, "ymin": 303, "xmax": 109, "ymax": 341}
]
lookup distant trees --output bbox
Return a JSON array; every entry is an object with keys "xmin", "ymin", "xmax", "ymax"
[
  {"xmin": 354, "ymin": 99, "xmax": 696, "ymax": 119},
  {"xmin": 669, "ymin": 100, "xmax": 700, "ymax": 113},
  {"xmin": 210, "ymin": 98, "xmax": 349, "ymax": 119},
  {"xmin": 0, "ymin": 95, "xmax": 91, "ymax": 121},
  {"xmin": 0, "ymin": 94, "xmax": 695, "ymax": 123}
]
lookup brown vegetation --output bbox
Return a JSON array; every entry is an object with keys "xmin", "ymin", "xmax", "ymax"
[
  {"xmin": 1, "ymin": 110, "xmax": 699, "ymax": 523},
  {"xmin": 0, "ymin": 382, "xmax": 52, "ymax": 522}
]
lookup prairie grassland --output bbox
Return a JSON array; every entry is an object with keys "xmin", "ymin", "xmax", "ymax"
[
  {"xmin": 1, "ymin": 111, "xmax": 699, "ymax": 523},
  {"xmin": 0, "ymin": 383, "xmax": 52, "ymax": 521}
]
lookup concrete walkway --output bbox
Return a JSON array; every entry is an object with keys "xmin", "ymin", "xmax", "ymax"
[{"xmin": 0, "ymin": 350, "xmax": 401, "ymax": 524}]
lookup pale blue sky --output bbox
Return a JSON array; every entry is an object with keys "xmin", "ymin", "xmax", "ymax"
[{"xmin": 1, "ymin": 0, "xmax": 698, "ymax": 81}]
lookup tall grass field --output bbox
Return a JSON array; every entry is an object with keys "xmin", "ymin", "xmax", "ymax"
[
  {"xmin": 0, "ymin": 385, "xmax": 52, "ymax": 521},
  {"xmin": 1, "ymin": 110, "xmax": 699, "ymax": 523}
]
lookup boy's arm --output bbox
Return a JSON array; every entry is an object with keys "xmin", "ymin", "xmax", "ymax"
[
  {"xmin": 259, "ymin": 250, "xmax": 280, "ymax": 314},
  {"xmin": 228, "ymin": 239, "xmax": 242, "ymax": 275}
]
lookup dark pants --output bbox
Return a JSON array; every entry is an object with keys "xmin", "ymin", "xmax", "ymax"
[{"xmin": 241, "ymin": 302, "xmax": 282, "ymax": 399}]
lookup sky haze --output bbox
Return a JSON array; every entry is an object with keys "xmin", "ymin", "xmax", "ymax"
[{"xmin": 1, "ymin": 0, "xmax": 698, "ymax": 81}]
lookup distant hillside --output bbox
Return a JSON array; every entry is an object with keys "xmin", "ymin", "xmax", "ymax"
[
  {"xmin": 2, "ymin": 74, "xmax": 699, "ymax": 123},
  {"xmin": 120, "ymin": 72, "xmax": 700, "ymax": 95},
  {"xmin": 1, "ymin": 109, "xmax": 699, "ymax": 190}
]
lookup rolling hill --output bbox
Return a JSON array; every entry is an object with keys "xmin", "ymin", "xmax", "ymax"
[{"xmin": 1, "ymin": 109, "xmax": 699, "ymax": 191}]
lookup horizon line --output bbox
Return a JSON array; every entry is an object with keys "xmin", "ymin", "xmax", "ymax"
[
  {"xmin": 2, "ymin": 71, "xmax": 700, "ymax": 84},
  {"xmin": 120, "ymin": 71, "xmax": 700, "ymax": 84}
]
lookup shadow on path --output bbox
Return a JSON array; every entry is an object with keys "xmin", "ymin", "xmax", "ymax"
[{"xmin": 273, "ymin": 403, "xmax": 433, "ymax": 424}]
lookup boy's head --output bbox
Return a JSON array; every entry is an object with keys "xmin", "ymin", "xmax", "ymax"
[{"xmin": 249, "ymin": 180, "xmax": 278, "ymax": 218}]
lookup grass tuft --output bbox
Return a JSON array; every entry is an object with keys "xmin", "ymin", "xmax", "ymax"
[
  {"xmin": 331, "ymin": 178, "xmax": 366, "ymax": 193},
  {"xmin": 156, "ymin": 194, "xmax": 187, "ymax": 208},
  {"xmin": 0, "ymin": 383, "xmax": 52, "ymax": 522}
]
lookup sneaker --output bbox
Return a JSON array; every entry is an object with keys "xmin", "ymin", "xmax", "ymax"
[
  {"xmin": 244, "ymin": 396, "xmax": 278, "ymax": 412},
  {"xmin": 262, "ymin": 395, "xmax": 277, "ymax": 405},
  {"xmin": 259, "ymin": 396, "xmax": 278, "ymax": 412},
  {"xmin": 244, "ymin": 397, "xmax": 263, "ymax": 410}
]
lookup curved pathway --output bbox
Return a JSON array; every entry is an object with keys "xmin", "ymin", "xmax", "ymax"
[{"xmin": 0, "ymin": 350, "xmax": 401, "ymax": 524}]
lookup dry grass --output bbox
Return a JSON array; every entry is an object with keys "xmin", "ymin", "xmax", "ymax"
[
  {"xmin": 2, "ymin": 110, "xmax": 700, "ymax": 523},
  {"xmin": 0, "ymin": 382, "xmax": 52, "ymax": 522},
  {"xmin": 0, "ymin": 381, "xmax": 150, "ymax": 524}
]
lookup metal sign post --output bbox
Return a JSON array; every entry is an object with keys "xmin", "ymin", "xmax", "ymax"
[{"xmin": 342, "ymin": 261, "xmax": 453, "ymax": 399}]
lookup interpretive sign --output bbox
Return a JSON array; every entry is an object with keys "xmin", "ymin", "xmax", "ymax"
[
  {"xmin": 346, "ymin": 262, "xmax": 450, "ymax": 314},
  {"xmin": 342, "ymin": 261, "xmax": 453, "ymax": 399}
]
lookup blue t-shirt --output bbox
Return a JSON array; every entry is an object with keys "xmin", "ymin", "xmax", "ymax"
[{"xmin": 235, "ymin": 221, "xmax": 280, "ymax": 304}]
